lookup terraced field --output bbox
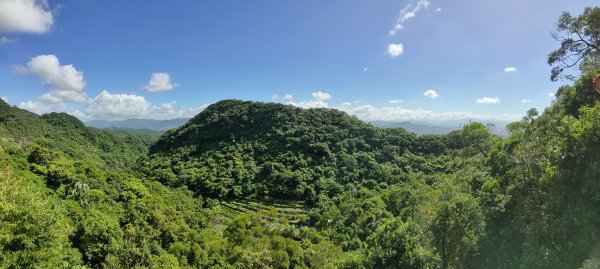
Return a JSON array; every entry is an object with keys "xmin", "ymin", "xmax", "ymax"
[
  {"xmin": 207, "ymin": 199, "xmax": 308, "ymax": 234},
  {"xmin": 220, "ymin": 199, "xmax": 308, "ymax": 224}
]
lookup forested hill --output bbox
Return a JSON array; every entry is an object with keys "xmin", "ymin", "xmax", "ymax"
[
  {"xmin": 0, "ymin": 99, "xmax": 154, "ymax": 168},
  {"xmin": 142, "ymin": 99, "xmax": 462, "ymax": 201}
]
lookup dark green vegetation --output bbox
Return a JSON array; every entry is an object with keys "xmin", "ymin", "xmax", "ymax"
[{"xmin": 2, "ymin": 7, "xmax": 600, "ymax": 269}]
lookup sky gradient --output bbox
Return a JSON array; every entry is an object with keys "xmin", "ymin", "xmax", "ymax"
[{"xmin": 0, "ymin": 0, "xmax": 597, "ymax": 122}]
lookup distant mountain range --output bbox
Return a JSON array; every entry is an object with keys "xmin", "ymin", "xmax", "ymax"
[
  {"xmin": 86, "ymin": 118, "xmax": 191, "ymax": 130},
  {"xmin": 370, "ymin": 121, "xmax": 461, "ymax": 135},
  {"xmin": 370, "ymin": 120, "xmax": 510, "ymax": 136},
  {"xmin": 85, "ymin": 117, "xmax": 510, "ymax": 136}
]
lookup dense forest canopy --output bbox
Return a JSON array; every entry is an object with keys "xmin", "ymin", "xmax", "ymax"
[{"xmin": 0, "ymin": 7, "xmax": 600, "ymax": 269}]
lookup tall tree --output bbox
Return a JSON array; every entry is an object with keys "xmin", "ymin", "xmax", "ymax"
[{"xmin": 548, "ymin": 7, "xmax": 600, "ymax": 81}]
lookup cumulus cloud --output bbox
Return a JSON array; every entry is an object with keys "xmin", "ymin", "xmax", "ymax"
[
  {"xmin": 18, "ymin": 55, "xmax": 86, "ymax": 94},
  {"xmin": 521, "ymin": 98, "xmax": 531, "ymax": 103},
  {"xmin": 476, "ymin": 97, "xmax": 500, "ymax": 104},
  {"xmin": 504, "ymin": 67, "xmax": 518, "ymax": 73},
  {"xmin": 144, "ymin": 72, "xmax": 179, "ymax": 92},
  {"xmin": 19, "ymin": 90, "xmax": 208, "ymax": 120},
  {"xmin": 19, "ymin": 99, "xmax": 67, "ymax": 114},
  {"xmin": 285, "ymin": 91, "xmax": 332, "ymax": 109},
  {"xmin": 389, "ymin": 0, "xmax": 430, "ymax": 35},
  {"xmin": 389, "ymin": 99, "xmax": 403, "ymax": 104},
  {"xmin": 84, "ymin": 90, "xmax": 207, "ymax": 120},
  {"xmin": 0, "ymin": 0, "xmax": 54, "ymax": 33},
  {"xmin": 16, "ymin": 54, "xmax": 88, "ymax": 109},
  {"xmin": 424, "ymin": 89, "xmax": 439, "ymax": 98},
  {"xmin": 311, "ymin": 91, "xmax": 332, "ymax": 102},
  {"xmin": 386, "ymin": 43, "xmax": 404, "ymax": 57}
]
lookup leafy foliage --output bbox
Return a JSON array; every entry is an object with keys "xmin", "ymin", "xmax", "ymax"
[{"xmin": 2, "ymin": 7, "xmax": 600, "ymax": 268}]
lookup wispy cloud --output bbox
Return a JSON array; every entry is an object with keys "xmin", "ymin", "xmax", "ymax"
[
  {"xmin": 389, "ymin": 0, "xmax": 430, "ymax": 35},
  {"xmin": 504, "ymin": 67, "xmax": 518, "ymax": 73},
  {"xmin": 521, "ymin": 99, "xmax": 531, "ymax": 103},
  {"xmin": 389, "ymin": 99, "xmax": 403, "ymax": 104},
  {"xmin": 0, "ymin": 36, "xmax": 15, "ymax": 44}
]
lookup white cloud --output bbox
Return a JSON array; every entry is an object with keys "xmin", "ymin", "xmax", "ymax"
[
  {"xmin": 389, "ymin": 0, "xmax": 430, "ymax": 35},
  {"xmin": 284, "ymin": 94, "xmax": 293, "ymax": 102},
  {"xmin": 386, "ymin": 43, "xmax": 404, "ymax": 57},
  {"xmin": 0, "ymin": 36, "xmax": 15, "ymax": 44},
  {"xmin": 504, "ymin": 67, "xmax": 518, "ymax": 73},
  {"xmin": 311, "ymin": 91, "xmax": 332, "ymax": 102},
  {"xmin": 548, "ymin": 92, "xmax": 555, "ymax": 98},
  {"xmin": 281, "ymin": 92, "xmax": 516, "ymax": 123},
  {"xmin": 0, "ymin": 0, "xmax": 54, "ymax": 33},
  {"xmin": 434, "ymin": 7, "xmax": 442, "ymax": 13},
  {"xmin": 144, "ymin": 72, "xmax": 179, "ymax": 92},
  {"xmin": 271, "ymin": 94, "xmax": 279, "ymax": 102},
  {"xmin": 288, "ymin": 100, "xmax": 329, "ymax": 109},
  {"xmin": 338, "ymin": 103, "xmax": 520, "ymax": 122},
  {"xmin": 521, "ymin": 99, "xmax": 531, "ymax": 103},
  {"xmin": 402, "ymin": 11, "xmax": 416, "ymax": 21},
  {"xmin": 285, "ymin": 91, "xmax": 332, "ymax": 109},
  {"xmin": 424, "ymin": 89, "xmax": 439, "ymax": 98},
  {"xmin": 476, "ymin": 97, "xmax": 500, "ymax": 104},
  {"xmin": 19, "ymin": 90, "xmax": 208, "ymax": 120},
  {"xmin": 389, "ymin": 99, "xmax": 403, "ymax": 104},
  {"xmin": 84, "ymin": 90, "xmax": 206, "ymax": 120},
  {"xmin": 1, "ymin": 96, "xmax": 8, "ymax": 102},
  {"xmin": 18, "ymin": 99, "xmax": 67, "ymax": 114},
  {"xmin": 16, "ymin": 54, "xmax": 88, "ymax": 106},
  {"xmin": 19, "ymin": 55, "xmax": 86, "ymax": 93}
]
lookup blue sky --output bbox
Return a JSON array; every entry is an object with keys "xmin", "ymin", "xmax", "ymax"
[{"xmin": 0, "ymin": 0, "xmax": 596, "ymax": 122}]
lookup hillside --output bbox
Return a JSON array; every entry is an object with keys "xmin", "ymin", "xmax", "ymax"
[
  {"xmin": 0, "ymin": 99, "xmax": 154, "ymax": 168},
  {"xmin": 142, "ymin": 100, "xmax": 458, "ymax": 201},
  {"xmin": 1, "ymin": 72, "xmax": 599, "ymax": 268}
]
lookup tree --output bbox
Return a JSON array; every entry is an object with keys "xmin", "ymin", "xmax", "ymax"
[
  {"xmin": 0, "ymin": 174, "xmax": 82, "ymax": 267},
  {"xmin": 431, "ymin": 194, "xmax": 485, "ymax": 269},
  {"xmin": 366, "ymin": 218, "xmax": 438, "ymax": 269},
  {"xmin": 548, "ymin": 7, "xmax": 600, "ymax": 81}
]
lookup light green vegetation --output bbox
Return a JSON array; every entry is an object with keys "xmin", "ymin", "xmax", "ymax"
[{"xmin": 1, "ymin": 7, "xmax": 600, "ymax": 269}]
